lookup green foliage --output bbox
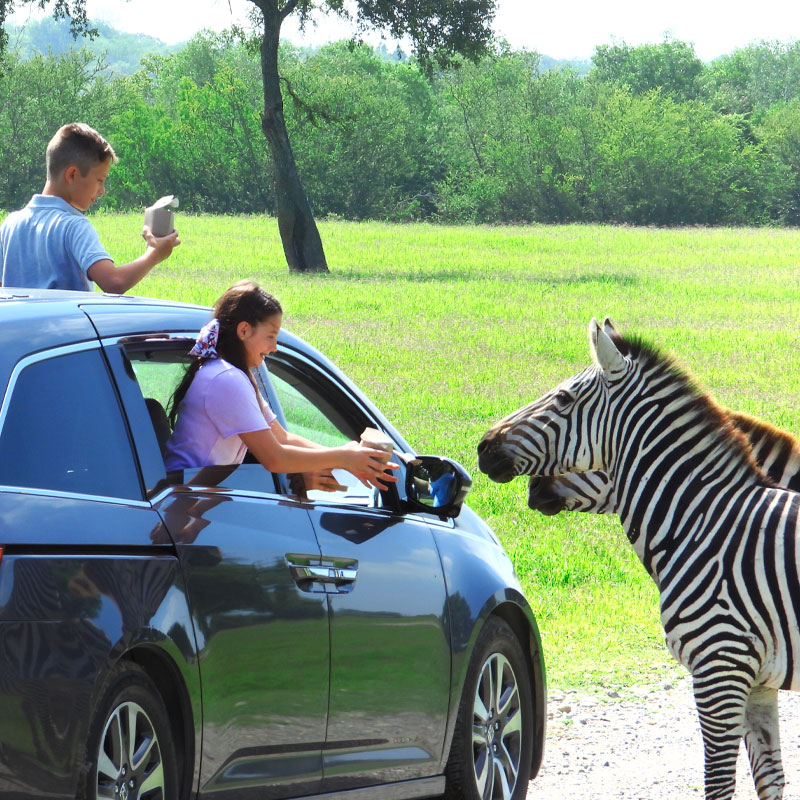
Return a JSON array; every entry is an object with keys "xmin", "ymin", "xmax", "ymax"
[
  {"xmin": 434, "ymin": 50, "xmax": 593, "ymax": 223},
  {"xmin": 283, "ymin": 41, "xmax": 441, "ymax": 219},
  {"xmin": 432, "ymin": 54, "xmax": 771, "ymax": 226},
  {"xmin": 579, "ymin": 88, "xmax": 767, "ymax": 225},
  {"xmin": 590, "ymin": 37, "xmax": 704, "ymax": 100},
  {"xmin": 0, "ymin": 0, "xmax": 95, "ymax": 56},
  {"xmin": 701, "ymin": 40, "xmax": 800, "ymax": 116},
  {"xmin": 753, "ymin": 100, "xmax": 800, "ymax": 224},
  {"xmin": 3, "ymin": 25, "xmax": 800, "ymax": 227},
  {"xmin": 0, "ymin": 46, "xmax": 112, "ymax": 208},
  {"xmin": 102, "ymin": 33, "xmax": 273, "ymax": 213},
  {"xmin": 308, "ymin": 0, "xmax": 497, "ymax": 68}
]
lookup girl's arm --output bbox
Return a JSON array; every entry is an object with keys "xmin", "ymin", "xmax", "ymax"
[
  {"xmin": 269, "ymin": 420, "xmax": 344, "ymax": 493},
  {"xmin": 268, "ymin": 419, "xmax": 325, "ymax": 450},
  {"xmin": 239, "ymin": 425, "xmax": 398, "ymax": 490}
]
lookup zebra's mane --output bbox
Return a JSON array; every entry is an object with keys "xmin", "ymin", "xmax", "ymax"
[
  {"xmin": 618, "ymin": 333, "xmax": 772, "ymax": 483},
  {"xmin": 728, "ymin": 409, "xmax": 798, "ymax": 453}
]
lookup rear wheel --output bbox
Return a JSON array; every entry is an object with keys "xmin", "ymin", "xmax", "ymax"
[
  {"xmin": 445, "ymin": 617, "xmax": 534, "ymax": 800},
  {"xmin": 78, "ymin": 661, "xmax": 178, "ymax": 800}
]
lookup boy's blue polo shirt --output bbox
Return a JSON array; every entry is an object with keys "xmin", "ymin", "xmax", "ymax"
[{"xmin": 0, "ymin": 195, "xmax": 112, "ymax": 291}]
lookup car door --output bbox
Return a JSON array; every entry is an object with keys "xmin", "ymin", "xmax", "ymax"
[
  {"xmin": 105, "ymin": 336, "xmax": 331, "ymax": 800},
  {"xmin": 265, "ymin": 348, "xmax": 452, "ymax": 792}
]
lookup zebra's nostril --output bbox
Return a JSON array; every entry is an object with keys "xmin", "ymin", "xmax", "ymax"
[{"xmin": 477, "ymin": 439, "xmax": 489, "ymax": 455}]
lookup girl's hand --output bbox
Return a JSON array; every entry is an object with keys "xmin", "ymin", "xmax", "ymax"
[{"xmin": 342, "ymin": 442, "xmax": 399, "ymax": 490}]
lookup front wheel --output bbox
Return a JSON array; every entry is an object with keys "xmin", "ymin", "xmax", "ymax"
[
  {"xmin": 78, "ymin": 661, "xmax": 178, "ymax": 800},
  {"xmin": 445, "ymin": 617, "xmax": 534, "ymax": 800}
]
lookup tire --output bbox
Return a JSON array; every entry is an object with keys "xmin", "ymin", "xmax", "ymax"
[
  {"xmin": 77, "ymin": 661, "xmax": 179, "ymax": 800},
  {"xmin": 445, "ymin": 617, "xmax": 534, "ymax": 800}
]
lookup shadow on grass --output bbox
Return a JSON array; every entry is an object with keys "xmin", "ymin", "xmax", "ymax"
[{"xmin": 328, "ymin": 269, "xmax": 639, "ymax": 285}]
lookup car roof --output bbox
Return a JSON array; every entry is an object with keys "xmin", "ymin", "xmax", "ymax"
[
  {"xmin": 0, "ymin": 289, "xmax": 337, "ymax": 365},
  {"xmin": 0, "ymin": 288, "xmax": 413, "ymax": 463},
  {"xmin": 0, "ymin": 289, "xmax": 341, "ymax": 383},
  {"xmin": 0, "ymin": 287, "xmax": 207, "ymax": 309},
  {"xmin": 0, "ymin": 290, "xmax": 210, "ymax": 376}
]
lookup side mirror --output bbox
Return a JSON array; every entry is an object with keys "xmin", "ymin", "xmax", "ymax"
[{"xmin": 404, "ymin": 456, "xmax": 472, "ymax": 519}]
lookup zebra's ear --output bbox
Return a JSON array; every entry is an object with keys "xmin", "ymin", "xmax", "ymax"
[
  {"xmin": 602, "ymin": 317, "xmax": 629, "ymax": 355},
  {"xmin": 589, "ymin": 318, "xmax": 626, "ymax": 373},
  {"xmin": 603, "ymin": 317, "xmax": 620, "ymax": 339}
]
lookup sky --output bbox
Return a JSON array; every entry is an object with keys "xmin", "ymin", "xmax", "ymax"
[{"xmin": 9, "ymin": 0, "xmax": 800, "ymax": 61}]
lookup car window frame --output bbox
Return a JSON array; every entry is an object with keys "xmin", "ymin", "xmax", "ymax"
[
  {"xmin": 100, "ymin": 332, "xmax": 408, "ymax": 515},
  {"xmin": 102, "ymin": 339, "xmax": 177, "ymax": 499}
]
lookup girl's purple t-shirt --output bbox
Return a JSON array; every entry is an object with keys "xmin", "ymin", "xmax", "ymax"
[{"xmin": 164, "ymin": 359, "xmax": 276, "ymax": 471}]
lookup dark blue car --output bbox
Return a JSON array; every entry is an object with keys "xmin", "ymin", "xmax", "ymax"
[{"xmin": 0, "ymin": 290, "xmax": 546, "ymax": 800}]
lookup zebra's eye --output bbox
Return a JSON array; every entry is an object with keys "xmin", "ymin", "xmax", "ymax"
[{"xmin": 554, "ymin": 390, "xmax": 572, "ymax": 407}]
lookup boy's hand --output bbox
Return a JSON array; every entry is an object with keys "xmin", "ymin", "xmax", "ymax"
[
  {"xmin": 303, "ymin": 470, "xmax": 347, "ymax": 492},
  {"xmin": 142, "ymin": 225, "xmax": 181, "ymax": 261}
]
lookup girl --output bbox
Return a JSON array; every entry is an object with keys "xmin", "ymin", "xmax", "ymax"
[{"xmin": 164, "ymin": 280, "xmax": 397, "ymax": 490}]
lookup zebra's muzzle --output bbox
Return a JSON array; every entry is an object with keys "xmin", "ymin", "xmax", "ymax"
[
  {"xmin": 527, "ymin": 476, "xmax": 566, "ymax": 515},
  {"xmin": 477, "ymin": 437, "xmax": 517, "ymax": 483}
]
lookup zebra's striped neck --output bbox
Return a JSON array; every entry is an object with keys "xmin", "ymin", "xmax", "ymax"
[{"xmin": 607, "ymin": 350, "xmax": 768, "ymax": 581}]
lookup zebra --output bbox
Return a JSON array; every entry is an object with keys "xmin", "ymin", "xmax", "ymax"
[
  {"xmin": 528, "ymin": 407, "xmax": 800, "ymax": 515},
  {"xmin": 477, "ymin": 317, "xmax": 800, "ymax": 800}
]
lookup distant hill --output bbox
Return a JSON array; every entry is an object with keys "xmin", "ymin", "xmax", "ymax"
[
  {"xmin": 6, "ymin": 17, "xmax": 592, "ymax": 78},
  {"xmin": 6, "ymin": 17, "xmax": 178, "ymax": 75},
  {"xmin": 539, "ymin": 54, "xmax": 592, "ymax": 75}
]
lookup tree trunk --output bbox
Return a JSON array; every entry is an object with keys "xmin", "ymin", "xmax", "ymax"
[{"xmin": 257, "ymin": 2, "xmax": 328, "ymax": 273}]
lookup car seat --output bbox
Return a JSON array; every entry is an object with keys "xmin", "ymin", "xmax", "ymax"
[{"xmin": 145, "ymin": 398, "xmax": 171, "ymax": 459}]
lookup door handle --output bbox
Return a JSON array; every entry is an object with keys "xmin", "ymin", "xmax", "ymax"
[
  {"xmin": 287, "ymin": 554, "xmax": 358, "ymax": 593},
  {"xmin": 291, "ymin": 564, "xmax": 357, "ymax": 583}
]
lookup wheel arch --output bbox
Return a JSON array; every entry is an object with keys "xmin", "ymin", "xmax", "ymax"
[
  {"xmin": 123, "ymin": 644, "xmax": 196, "ymax": 800},
  {"xmin": 77, "ymin": 645, "xmax": 193, "ymax": 800},
  {"xmin": 443, "ymin": 595, "xmax": 547, "ymax": 782},
  {"xmin": 491, "ymin": 601, "xmax": 547, "ymax": 779}
]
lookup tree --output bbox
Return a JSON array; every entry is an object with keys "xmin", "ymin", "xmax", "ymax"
[
  {"xmin": 283, "ymin": 41, "xmax": 440, "ymax": 220},
  {"xmin": 0, "ymin": 47, "xmax": 112, "ymax": 209},
  {"xmin": 590, "ymin": 37, "xmax": 704, "ymax": 102},
  {"xmin": 702, "ymin": 41, "xmax": 800, "ymax": 117},
  {"xmin": 245, "ymin": 0, "xmax": 497, "ymax": 272}
]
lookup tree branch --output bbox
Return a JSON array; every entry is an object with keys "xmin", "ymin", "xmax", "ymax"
[
  {"xmin": 278, "ymin": 0, "xmax": 301, "ymax": 24},
  {"xmin": 279, "ymin": 74, "xmax": 341, "ymax": 124}
]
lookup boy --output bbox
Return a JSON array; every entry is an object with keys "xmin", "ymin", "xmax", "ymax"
[{"xmin": 0, "ymin": 122, "xmax": 180, "ymax": 293}]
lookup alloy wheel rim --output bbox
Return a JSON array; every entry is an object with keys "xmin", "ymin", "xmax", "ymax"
[
  {"xmin": 471, "ymin": 652, "xmax": 523, "ymax": 800},
  {"xmin": 96, "ymin": 700, "xmax": 165, "ymax": 800}
]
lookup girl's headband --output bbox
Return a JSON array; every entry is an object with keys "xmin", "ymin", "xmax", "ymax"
[{"xmin": 189, "ymin": 318, "xmax": 219, "ymax": 359}]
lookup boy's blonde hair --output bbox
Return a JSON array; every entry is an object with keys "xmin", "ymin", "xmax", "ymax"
[{"xmin": 46, "ymin": 123, "xmax": 118, "ymax": 180}]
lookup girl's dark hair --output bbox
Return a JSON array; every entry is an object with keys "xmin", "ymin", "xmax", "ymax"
[{"xmin": 168, "ymin": 280, "xmax": 282, "ymax": 427}]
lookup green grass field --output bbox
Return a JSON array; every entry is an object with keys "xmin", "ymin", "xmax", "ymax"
[{"xmin": 92, "ymin": 213, "xmax": 800, "ymax": 690}]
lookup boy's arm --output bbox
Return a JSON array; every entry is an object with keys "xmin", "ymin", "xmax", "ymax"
[{"xmin": 88, "ymin": 227, "xmax": 180, "ymax": 294}]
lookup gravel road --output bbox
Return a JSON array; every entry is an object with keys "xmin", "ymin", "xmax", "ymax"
[{"xmin": 526, "ymin": 676, "xmax": 800, "ymax": 799}]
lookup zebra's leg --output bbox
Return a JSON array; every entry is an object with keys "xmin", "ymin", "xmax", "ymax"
[
  {"xmin": 743, "ymin": 685, "xmax": 784, "ymax": 800},
  {"xmin": 692, "ymin": 671, "xmax": 750, "ymax": 800}
]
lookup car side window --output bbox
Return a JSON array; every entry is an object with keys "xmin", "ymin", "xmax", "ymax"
[
  {"xmin": 266, "ymin": 355, "xmax": 377, "ymax": 506},
  {"xmin": 130, "ymin": 358, "xmax": 188, "ymax": 414},
  {"xmin": 271, "ymin": 371, "xmax": 350, "ymax": 447},
  {"xmin": 0, "ymin": 348, "xmax": 142, "ymax": 500}
]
